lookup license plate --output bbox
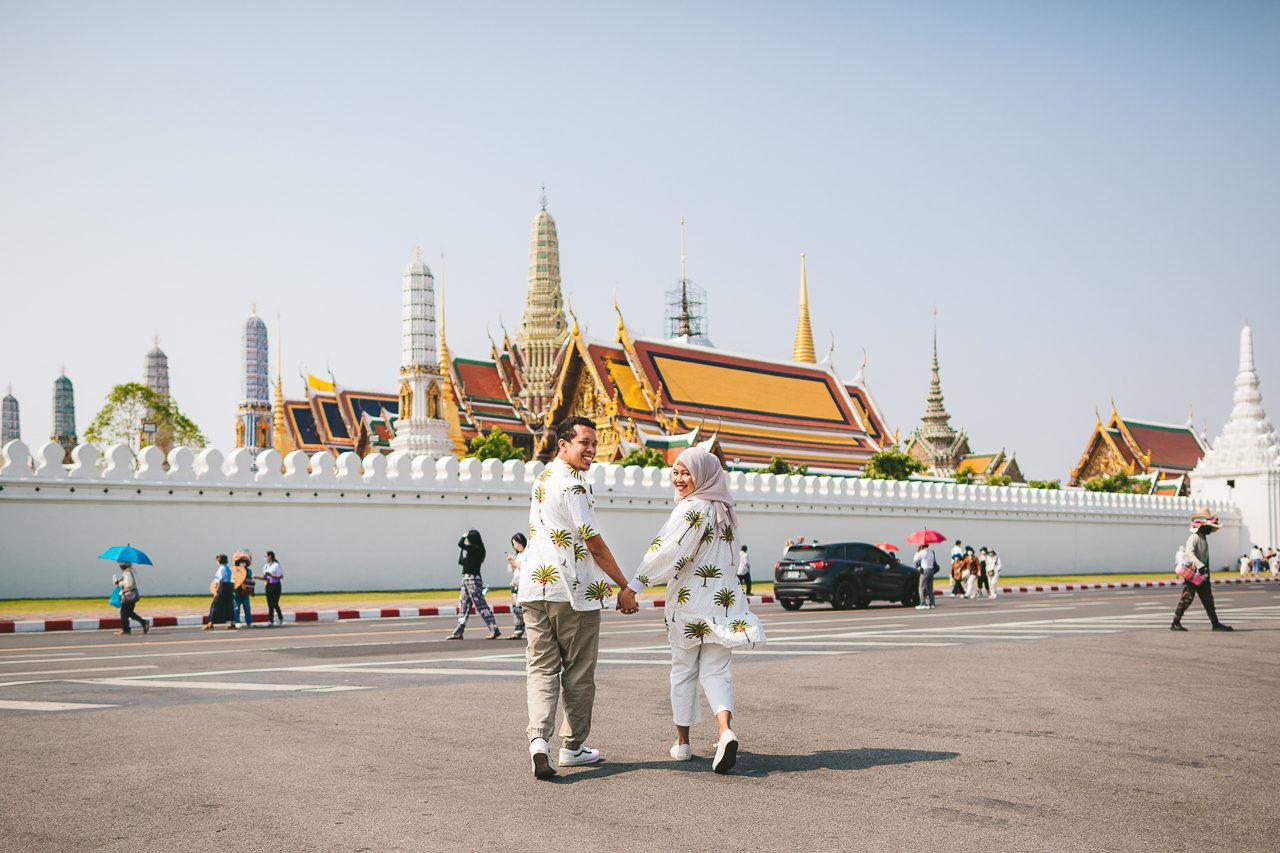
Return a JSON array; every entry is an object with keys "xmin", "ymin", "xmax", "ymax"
[{"xmin": 784, "ymin": 570, "xmax": 803, "ymax": 580}]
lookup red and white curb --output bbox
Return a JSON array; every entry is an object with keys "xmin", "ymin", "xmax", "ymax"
[
  {"xmin": 4, "ymin": 578, "xmax": 1276, "ymax": 633},
  {"xmin": 0, "ymin": 595, "xmax": 778, "ymax": 634},
  {"xmin": 943, "ymin": 575, "xmax": 1278, "ymax": 597}
]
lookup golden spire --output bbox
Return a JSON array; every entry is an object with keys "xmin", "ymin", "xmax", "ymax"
[
  {"xmin": 436, "ymin": 260, "xmax": 468, "ymax": 457},
  {"xmin": 271, "ymin": 316, "xmax": 293, "ymax": 456},
  {"xmin": 792, "ymin": 253, "xmax": 816, "ymax": 363}
]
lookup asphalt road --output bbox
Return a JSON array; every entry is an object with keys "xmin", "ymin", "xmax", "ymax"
[{"xmin": 2, "ymin": 586, "xmax": 1277, "ymax": 852}]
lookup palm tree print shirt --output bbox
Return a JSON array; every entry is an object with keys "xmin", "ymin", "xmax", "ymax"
[
  {"xmin": 634, "ymin": 497, "xmax": 767, "ymax": 650},
  {"xmin": 518, "ymin": 459, "xmax": 611, "ymax": 611}
]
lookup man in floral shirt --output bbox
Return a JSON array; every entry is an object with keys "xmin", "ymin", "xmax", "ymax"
[{"xmin": 521, "ymin": 416, "xmax": 639, "ymax": 779}]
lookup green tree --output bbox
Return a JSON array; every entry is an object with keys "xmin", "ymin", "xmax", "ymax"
[
  {"xmin": 466, "ymin": 427, "xmax": 525, "ymax": 461},
  {"xmin": 1083, "ymin": 471, "xmax": 1144, "ymax": 493},
  {"xmin": 615, "ymin": 446, "xmax": 669, "ymax": 468},
  {"xmin": 1026, "ymin": 479, "xmax": 1061, "ymax": 490},
  {"xmin": 85, "ymin": 382, "xmax": 206, "ymax": 453},
  {"xmin": 953, "ymin": 469, "xmax": 976, "ymax": 486},
  {"xmin": 986, "ymin": 474, "xmax": 1013, "ymax": 487},
  {"xmin": 862, "ymin": 448, "xmax": 926, "ymax": 481},
  {"xmin": 756, "ymin": 456, "xmax": 808, "ymax": 476}
]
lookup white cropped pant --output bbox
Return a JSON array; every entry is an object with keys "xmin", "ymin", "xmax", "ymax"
[{"xmin": 670, "ymin": 642, "xmax": 734, "ymax": 726}]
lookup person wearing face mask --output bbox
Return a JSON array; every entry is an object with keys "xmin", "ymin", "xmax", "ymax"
[{"xmin": 629, "ymin": 445, "xmax": 766, "ymax": 775}]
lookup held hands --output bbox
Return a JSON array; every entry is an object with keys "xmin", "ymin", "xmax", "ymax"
[{"xmin": 616, "ymin": 587, "xmax": 639, "ymax": 615}]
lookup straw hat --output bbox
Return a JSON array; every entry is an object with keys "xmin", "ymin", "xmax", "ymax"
[{"xmin": 1189, "ymin": 509, "xmax": 1220, "ymax": 533}]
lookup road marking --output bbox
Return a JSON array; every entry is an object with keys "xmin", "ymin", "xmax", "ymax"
[
  {"xmin": 311, "ymin": 666, "xmax": 526, "ymax": 677},
  {"xmin": 0, "ymin": 699, "xmax": 118, "ymax": 711},
  {"xmin": 0, "ymin": 665, "xmax": 159, "ymax": 677},
  {"xmin": 77, "ymin": 678, "xmax": 368, "ymax": 693}
]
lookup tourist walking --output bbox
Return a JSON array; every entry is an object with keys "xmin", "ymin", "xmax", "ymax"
[
  {"xmin": 449, "ymin": 530, "xmax": 500, "ymax": 640},
  {"xmin": 1270, "ymin": 549, "xmax": 1279, "ymax": 578},
  {"xmin": 976, "ymin": 547, "xmax": 991, "ymax": 597},
  {"xmin": 962, "ymin": 546, "xmax": 979, "ymax": 599},
  {"xmin": 737, "ymin": 545, "xmax": 752, "ymax": 596},
  {"xmin": 262, "ymin": 550, "xmax": 284, "ymax": 626},
  {"xmin": 631, "ymin": 444, "xmax": 765, "ymax": 774},
  {"xmin": 113, "ymin": 563, "xmax": 150, "ymax": 636},
  {"xmin": 1171, "ymin": 510, "xmax": 1233, "ymax": 632},
  {"xmin": 950, "ymin": 552, "xmax": 965, "ymax": 597},
  {"xmin": 232, "ymin": 551, "xmax": 255, "ymax": 628},
  {"xmin": 987, "ymin": 550, "xmax": 1002, "ymax": 598},
  {"xmin": 1249, "ymin": 544, "xmax": 1265, "ymax": 575},
  {"xmin": 504, "ymin": 533, "xmax": 528, "ymax": 640},
  {"xmin": 519, "ymin": 416, "xmax": 639, "ymax": 779},
  {"xmin": 913, "ymin": 543, "xmax": 937, "ymax": 609},
  {"xmin": 204, "ymin": 554, "xmax": 237, "ymax": 630}
]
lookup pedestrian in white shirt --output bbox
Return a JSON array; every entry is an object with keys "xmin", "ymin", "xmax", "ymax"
[
  {"xmin": 987, "ymin": 550, "xmax": 1002, "ymax": 598},
  {"xmin": 262, "ymin": 550, "xmax": 285, "ymax": 627},
  {"xmin": 521, "ymin": 417, "xmax": 639, "ymax": 780},
  {"xmin": 1249, "ymin": 545, "xmax": 1264, "ymax": 575},
  {"xmin": 913, "ymin": 544, "xmax": 938, "ymax": 609},
  {"xmin": 737, "ymin": 545, "xmax": 752, "ymax": 596}
]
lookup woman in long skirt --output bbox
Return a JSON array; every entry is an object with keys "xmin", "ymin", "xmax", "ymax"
[
  {"xmin": 203, "ymin": 554, "xmax": 237, "ymax": 631},
  {"xmin": 630, "ymin": 446, "xmax": 766, "ymax": 774}
]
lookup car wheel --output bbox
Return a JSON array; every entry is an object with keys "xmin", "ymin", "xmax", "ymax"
[
  {"xmin": 901, "ymin": 581, "xmax": 921, "ymax": 607},
  {"xmin": 831, "ymin": 581, "xmax": 855, "ymax": 610},
  {"xmin": 779, "ymin": 598, "xmax": 803, "ymax": 611},
  {"xmin": 853, "ymin": 580, "xmax": 872, "ymax": 608}
]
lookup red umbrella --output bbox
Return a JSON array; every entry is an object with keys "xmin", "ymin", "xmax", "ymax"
[
  {"xmin": 906, "ymin": 529, "xmax": 946, "ymax": 545},
  {"xmin": 875, "ymin": 542, "xmax": 899, "ymax": 552}
]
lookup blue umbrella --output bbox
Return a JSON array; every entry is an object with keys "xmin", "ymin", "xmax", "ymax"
[{"xmin": 98, "ymin": 545, "xmax": 153, "ymax": 566}]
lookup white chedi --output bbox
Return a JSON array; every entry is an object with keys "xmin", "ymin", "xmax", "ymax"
[{"xmin": 1196, "ymin": 324, "xmax": 1280, "ymax": 476}]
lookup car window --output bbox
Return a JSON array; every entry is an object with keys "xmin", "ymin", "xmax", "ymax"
[
  {"xmin": 867, "ymin": 546, "xmax": 892, "ymax": 565},
  {"xmin": 785, "ymin": 546, "xmax": 834, "ymax": 562}
]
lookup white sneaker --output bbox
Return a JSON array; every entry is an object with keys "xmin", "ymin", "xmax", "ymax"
[
  {"xmin": 712, "ymin": 729, "xmax": 738, "ymax": 774},
  {"xmin": 558, "ymin": 745, "xmax": 603, "ymax": 767},
  {"xmin": 529, "ymin": 738, "xmax": 556, "ymax": 779},
  {"xmin": 914, "ymin": 605, "xmax": 927, "ymax": 610},
  {"xmin": 670, "ymin": 742, "xmax": 692, "ymax": 761}
]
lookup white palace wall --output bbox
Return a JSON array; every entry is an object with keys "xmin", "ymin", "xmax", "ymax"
[{"xmin": 0, "ymin": 440, "xmax": 1243, "ymax": 600}]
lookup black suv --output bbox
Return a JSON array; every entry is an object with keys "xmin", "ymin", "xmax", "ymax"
[{"xmin": 774, "ymin": 542, "xmax": 920, "ymax": 611}]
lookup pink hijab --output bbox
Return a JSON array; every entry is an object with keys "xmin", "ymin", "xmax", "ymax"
[{"xmin": 674, "ymin": 445, "xmax": 738, "ymax": 530}]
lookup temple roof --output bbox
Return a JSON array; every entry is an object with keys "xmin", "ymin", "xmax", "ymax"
[{"xmin": 1120, "ymin": 419, "xmax": 1207, "ymax": 471}]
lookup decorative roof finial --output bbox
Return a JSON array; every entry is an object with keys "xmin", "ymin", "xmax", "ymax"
[
  {"xmin": 792, "ymin": 253, "xmax": 816, "ymax": 363},
  {"xmin": 251, "ymin": 301, "xmax": 257, "ymax": 316},
  {"xmin": 540, "ymin": 184, "xmax": 548, "ymax": 211},
  {"xmin": 413, "ymin": 244, "xmax": 423, "ymax": 263}
]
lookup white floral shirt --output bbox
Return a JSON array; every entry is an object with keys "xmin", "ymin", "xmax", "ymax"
[
  {"xmin": 634, "ymin": 497, "xmax": 766, "ymax": 650},
  {"xmin": 518, "ymin": 458, "xmax": 612, "ymax": 611}
]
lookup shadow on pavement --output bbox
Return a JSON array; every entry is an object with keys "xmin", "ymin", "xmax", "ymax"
[{"xmin": 556, "ymin": 747, "xmax": 959, "ymax": 783}]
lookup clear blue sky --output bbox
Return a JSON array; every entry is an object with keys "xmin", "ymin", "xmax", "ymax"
[{"xmin": 2, "ymin": 1, "xmax": 1277, "ymax": 478}]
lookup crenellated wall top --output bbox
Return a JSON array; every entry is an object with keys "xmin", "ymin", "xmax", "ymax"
[{"xmin": 0, "ymin": 439, "xmax": 1239, "ymax": 519}]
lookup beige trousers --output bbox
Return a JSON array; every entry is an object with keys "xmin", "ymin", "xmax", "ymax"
[{"xmin": 523, "ymin": 601, "xmax": 601, "ymax": 749}]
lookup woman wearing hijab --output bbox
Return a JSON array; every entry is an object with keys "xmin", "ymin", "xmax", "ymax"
[
  {"xmin": 629, "ymin": 445, "xmax": 766, "ymax": 774},
  {"xmin": 448, "ymin": 529, "xmax": 501, "ymax": 640}
]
